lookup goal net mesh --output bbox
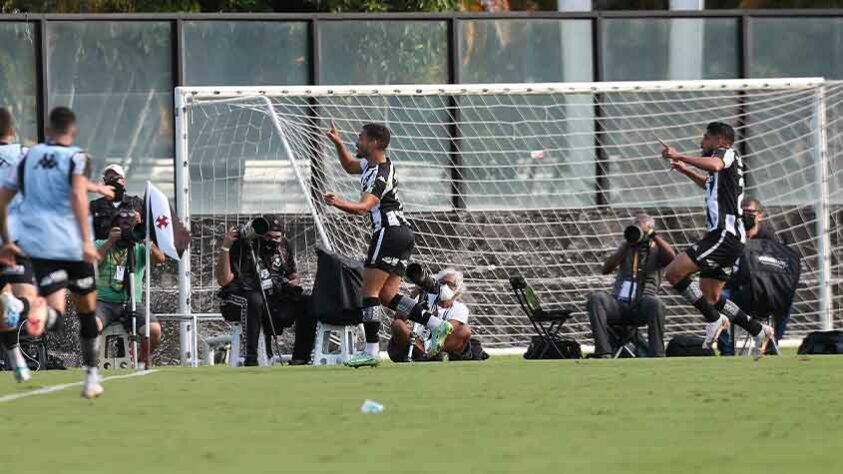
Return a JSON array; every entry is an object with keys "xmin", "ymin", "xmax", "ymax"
[{"xmin": 180, "ymin": 80, "xmax": 843, "ymax": 349}]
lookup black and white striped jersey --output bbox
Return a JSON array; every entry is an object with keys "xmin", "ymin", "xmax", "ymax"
[
  {"xmin": 704, "ymin": 147, "xmax": 745, "ymax": 242},
  {"xmin": 359, "ymin": 158, "xmax": 408, "ymax": 232}
]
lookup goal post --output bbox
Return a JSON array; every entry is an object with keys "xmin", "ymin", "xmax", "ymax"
[{"xmin": 173, "ymin": 77, "xmax": 841, "ymax": 358}]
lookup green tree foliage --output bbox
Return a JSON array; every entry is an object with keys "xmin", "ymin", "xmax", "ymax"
[{"xmin": 0, "ymin": 0, "xmax": 461, "ymax": 12}]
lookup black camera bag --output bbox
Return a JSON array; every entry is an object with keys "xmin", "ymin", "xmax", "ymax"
[
  {"xmin": 523, "ymin": 335, "xmax": 581, "ymax": 359},
  {"xmin": 666, "ymin": 335, "xmax": 715, "ymax": 357},
  {"xmin": 797, "ymin": 331, "xmax": 843, "ymax": 355}
]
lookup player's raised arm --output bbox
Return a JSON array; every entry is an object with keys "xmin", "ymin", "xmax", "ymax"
[
  {"xmin": 659, "ymin": 138, "xmax": 724, "ymax": 173},
  {"xmin": 86, "ymin": 181, "xmax": 115, "ymax": 199},
  {"xmin": 669, "ymin": 159, "xmax": 708, "ymax": 189},
  {"xmin": 69, "ymin": 158, "xmax": 98, "ymax": 264},
  {"xmin": 323, "ymin": 191, "xmax": 379, "ymax": 216},
  {"xmin": 326, "ymin": 120, "xmax": 362, "ymax": 175}
]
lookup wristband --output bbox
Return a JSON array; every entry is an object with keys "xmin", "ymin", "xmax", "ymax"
[{"xmin": 221, "ymin": 246, "xmax": 230, "ymax": 252}]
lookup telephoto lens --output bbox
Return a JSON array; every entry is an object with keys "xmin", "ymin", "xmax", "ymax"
[
  {"xmin": 406, "ymin": 263, "xmax": 438, "ymax": 293},
  {"xmin": 624, "ymin": 224, "xmax": 647, "ymax": 244},
  {"xmin": 237, "ymin": 217, "xmax": 269, "ymax": 241}
]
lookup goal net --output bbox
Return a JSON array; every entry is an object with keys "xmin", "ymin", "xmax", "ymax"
[{"xmin": 175, "ymin": 78, "xmax": 843, "ymax": 351}]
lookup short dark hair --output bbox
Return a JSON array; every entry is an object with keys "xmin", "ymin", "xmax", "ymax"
[
  {"xmin": 706, "ymin": 122, "xmax": 735, "ymax": 145},
  {"xmin": 362, "ymin": 123, "xmax": 391, "ymax": 150},
  {"xmin": 0, "ymin": 108, "xmax": 13, "ymax": 137},
  {"xmin": 49, "ymin": 107, "xmax": 77, "ymax": 135},
  {"xmin": 742, "ymin": 197, "xmax": 764, "ymax": 214}
]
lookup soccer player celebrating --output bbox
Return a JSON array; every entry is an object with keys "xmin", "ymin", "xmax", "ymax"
[
  {"xmin": 660, "ymin": 122, "xmax": 774, "ymax": 358},
  {"xmin": 0, "ymin": 107, "xmax": 104, "ymax": 397},
  {"xmin": 324, "ymin": 121, "xmax": 452, "ymax": 368}
]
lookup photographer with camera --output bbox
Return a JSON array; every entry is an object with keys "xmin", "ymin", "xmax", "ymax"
[
  {"xmin": 216, "ymin": 215, "xmax": 316, "ymax": 366},
  {"xmin": 387, "ymin": 267, "xmax": 475, "ymax": 362},
  {"xmin": 587, "ymin": 213, "xmax": 675, "ymax": 358},
  {"xmin": 95, "ymin": 209, "xmax": 165, "ymax": 367},
  {"xmin": 90, "ymin": 164, "xmax": 143, "ymax": 241}
]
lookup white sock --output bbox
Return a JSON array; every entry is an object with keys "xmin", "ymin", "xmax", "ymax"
[
  {"xmin": 85, "ymin": 366, "xmax": 98, "ymax": 378},
  {"xmin": 9, "ymin": 347, "xmax": 26, "ymax": 367},
  {"xmin": 10, "ymin": 347, "xmax": 26, "ymax": 369},
  {"xmin": 365, "ymin": 342, "xmax": 379, "ymax": 356},
  {"xmin": 425, "ymin": 315, "xmax": 445, "ymax": 331}
]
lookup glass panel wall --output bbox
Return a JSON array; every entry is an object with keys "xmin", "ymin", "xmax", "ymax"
[
  {"xmin": 751, "ymin": 17, "xmax": 843, "ymax": 80},
  {"xmin": 184, "ymin": 21, "xmax": 309, "ymax": 86},
  {"xmin": 319, "ymin": 20, "xmax": 449, "ymax": 85},
  {"xmin": 0, "ymin": 22, "xmax": 38, "ymax": 144},
  {"xmin": 48, "ymin": 22, "xmax": 174, "ymax": 197},
  {"xmin": 603, "ymin": 18, "xmax": 739, "ymax": 81}
]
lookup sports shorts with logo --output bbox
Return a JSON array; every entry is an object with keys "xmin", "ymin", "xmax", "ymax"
[
  {"xmin": 686, "ymin": 229, "xmax": 745, "ymax": 282},
  {"xmin": 365, "ymin": 225, "xmax": 415, "ymax": 276},
  {"xmin": 31, "ymin": 258, "xmax": 96, "ymax": 296},
  {"xmin": 0, "ymin": 253, "xmax": 35, "ymax": 290}
]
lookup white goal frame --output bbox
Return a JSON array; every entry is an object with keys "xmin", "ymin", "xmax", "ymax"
[{"xmin": 171, "ymin": 77, "xmax": 834, "ymax": 365}]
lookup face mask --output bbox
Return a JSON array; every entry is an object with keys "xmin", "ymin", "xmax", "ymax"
[
  {"xmin": 260, "ymin": 239, "xmax": 279, "ymax": 254},
  {"xmin": 744, "ymin": 212, "xmax": 757, "ymax": 231},
  {"xmin": 439, "ymin": 283, "xmax": 457, "ymax": 302}
]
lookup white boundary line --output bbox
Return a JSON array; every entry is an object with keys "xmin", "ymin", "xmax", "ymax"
[{"xmin": 0, "ymin": 369, "xmax": 158, "ymax": 403}]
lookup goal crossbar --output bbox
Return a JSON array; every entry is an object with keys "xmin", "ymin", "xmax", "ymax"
[{"xmin": 177, "ymin": 77, "xmax": 826, "ymax": 100}]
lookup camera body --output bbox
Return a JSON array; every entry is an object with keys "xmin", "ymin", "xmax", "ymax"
[
  {"xmin": 112, "ymin": 212, "xmax": 145, "ymax": 245},
  {"xmin": 104, "ymin": 175, "xmax": 126, "ymax": 201},
  {"xmin": 273, "ymin": 276, "xmax": 304, "ymax": 300},
  {"xmin": 119, "ymin": 223, "xmax": 148, "ymax": 244},
  {"xmin": 236, "ymin": 217, "xmax": 269, "ymax": 241}
]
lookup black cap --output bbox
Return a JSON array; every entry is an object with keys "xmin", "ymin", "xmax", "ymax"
[{"xmin": 262, "ymin": 214, "xmax": 284, "ymax": 232}]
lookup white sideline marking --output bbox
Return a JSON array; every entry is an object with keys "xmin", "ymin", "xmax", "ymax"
[{"xmin": 0, "ymin": 369, "xmax": 158, "ymax": 403}]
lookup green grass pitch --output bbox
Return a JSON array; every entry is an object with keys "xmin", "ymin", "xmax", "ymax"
[{"xmin": 2, "ymin": 355, "xmax": 842, "ymax": 474}]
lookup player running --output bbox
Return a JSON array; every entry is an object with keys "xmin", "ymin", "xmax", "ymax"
[{"xmin": 0, "ymin": 107, "xmax": 105, "ymax": 397}]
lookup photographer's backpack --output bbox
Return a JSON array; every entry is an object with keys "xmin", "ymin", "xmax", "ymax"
[
  {"xmin": 666, "ymin": 335, "xmax": 715, "ymax": 357},
  {"xmin": 798, "ymin": 331, "xmax": 843, "ymax": 355},
  {"xmin": 738, "ymin": 239, "xmax": 800, "ymax": 318},
  {"xmin": 523, "ymin": 335, "xmax": 581, "ymax": 360}
]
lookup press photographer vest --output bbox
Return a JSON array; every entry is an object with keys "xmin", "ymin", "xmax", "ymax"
[{"xmin": 611, "ymin": 242, "xmax": 663, "ymax": 304}]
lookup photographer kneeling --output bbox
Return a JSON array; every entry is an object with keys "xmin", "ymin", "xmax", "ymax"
[
  {"xmin": 587, "ymin": 213, "xmax": 675, "ymax": 358},
  {"xmin": 387, "ymin": 267, "xmax": 474, "ymax": 362},
  {"xmin": 216, "ymin": 215, "xmax": 316, "ymax": 366},
  {"xmin": 95, "ymin": 210, "xmax": 166, "ymax": 367}
]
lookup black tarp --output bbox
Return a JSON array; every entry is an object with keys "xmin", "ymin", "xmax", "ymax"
[{"xmin": 310, "ymin": 245, "xmax": 364, "ymax": 325}]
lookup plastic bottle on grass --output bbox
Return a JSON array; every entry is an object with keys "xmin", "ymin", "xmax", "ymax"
[{"xmin": 360, "ymin": 399, "xmax": 384, "ymax": 414}]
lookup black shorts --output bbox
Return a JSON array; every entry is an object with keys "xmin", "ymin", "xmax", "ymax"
[
  {"xmin": 31, "ymin": 258, "xmax": 96, "ymax": 296},
  {"xmin": 365, "ymin": 225, "xmax": 415, "ymax": 276},
  {"xmin": 686, "ymin": 229, "xmax": 745, "ymax": 282},
  {"xmin": 96, "ymin": 300, "xmax": 156, "ymax": 333},
  {"xmin": 0, "ymin": 254, "xmax": 35, "ymax": 289}
]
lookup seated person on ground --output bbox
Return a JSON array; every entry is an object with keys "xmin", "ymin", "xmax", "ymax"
[
  {"xmin": 717, "ymin": 197, "xmax": 797, "ymax": 355},
  {"xmin": 95, "ymin": 210, "xmax": 166, "ymax": 368},
  {"xmin": 216, "ymin": 215, "xmax": 316, "ymax": 366},
  {"xmin": 587, "ymin": 213, "xmax": 675, "ymax": 358},
  {"xmin": 388, "ymin": 268, "xmax": 471, "ymax": 362}
]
